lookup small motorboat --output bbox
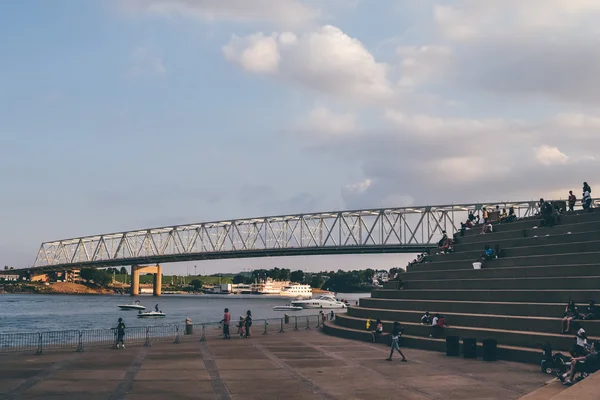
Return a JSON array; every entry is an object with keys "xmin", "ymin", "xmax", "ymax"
[
  {"xmin": 118, "ymin": 301, "xmax": 145, "ymax": 311},
  {"xmin": 273, "ymin": 304, "xmax": 303, "ymax": 311},
  {"xmin": 136, "ymin": 310, "xmax": 166, "ymax": 318}
]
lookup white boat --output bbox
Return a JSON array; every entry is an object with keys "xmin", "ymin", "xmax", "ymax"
[
  {"xmin": 118, "ymin": 301, "xmax": 145, "ymax": 311},
  {"xmin": 136, "ymin": 311, "xmax": 166, "ymax": 318},
  {"xmin": 280, "ymin": 284, "xmax": 312, "ymax": 299},
  {"xmin": 272, "ymin": 304, "xmax": 303, "ymax": 311},
  {"xmin": 291, "ymin": 294, "xmax": 347, "ymax": 309}
]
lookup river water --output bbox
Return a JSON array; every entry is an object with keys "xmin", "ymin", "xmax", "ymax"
[{"xmin": 0, "ymin": 293, "xmax": 368, "ymax": 334}]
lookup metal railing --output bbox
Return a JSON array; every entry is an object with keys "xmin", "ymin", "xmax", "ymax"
[{"xmin": 0, "ymin": 314, "xmax": 329, "ymax": 355}]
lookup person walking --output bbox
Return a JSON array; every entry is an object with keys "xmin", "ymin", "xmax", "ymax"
[
  {"xmin": 568, "ymin": 191, "xmax": 577, "ymax": 212},
  {"xmin": 386, "ymin": 322, "xmax": 407, "ymax": 362},
  {"xmin": 220, "ymin": 308, "xmax": 231, "ymax": 339},
  {"xmin": 115, "ymin": 317, "xmax": 126, "ymax": 349},
  {"xmin": 244, "ymin": 310, "xmax": 253, "ymax": 338}
]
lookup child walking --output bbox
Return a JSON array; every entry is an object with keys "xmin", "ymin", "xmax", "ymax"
[{"xmin": 386, "ymin": 322, "xmax": 407, "ymax": 362}]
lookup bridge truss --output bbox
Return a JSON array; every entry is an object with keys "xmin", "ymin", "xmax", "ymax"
[{"xmin": 33, "ymin": 201, "xmax": 545, "ymax": 268}]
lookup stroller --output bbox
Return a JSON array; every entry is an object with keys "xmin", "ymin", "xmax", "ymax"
[{"xmin": 539, "ymin": 342, "xmax": 569, "ymax": 375}]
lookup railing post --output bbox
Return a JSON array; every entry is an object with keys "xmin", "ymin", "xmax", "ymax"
[
  {"xmin": 262, "ymin": 320, "xmax": 268, "ymax": 335},
  {"xmin": 174, "ymin": 325, "xmax": 181, "ymax": 344},
  {"xmin": 143, "ymin": 327, "xmax": 151, "ymax": 347},
  {"xmin": 305, "ymin": 316, "xmax": 311, "ymax": 330},
  {"xmin": 112, "ymin": 329, "xmax": 118, "ymax": 349},
  {"xmin": 200, "ymin": 324, "xmax": 206, "ymax": 342},
  {"xmin": 76, "ymin": 331, "xmax": 84, "ymax": 352},
  {"xmin": 279, "ymin": 318, "xmax": 285, "ymax": 334},
  {"xmin": 35, "ymin": 333, "xmax": 43, "ymax": 356},
  {"xmin": 316, "ymin": 314, "xmax": 322, "ymax": 328},
  {"xmin": 293, "ymin": 316, "xmax": 299, "ymax": 331}
]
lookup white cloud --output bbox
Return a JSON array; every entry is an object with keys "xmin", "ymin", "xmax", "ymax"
[
  {"xmin": 223, "ymin": 33, "xmax": 280, "ymax": 73},
  {"xmin": 223, "ymin": 25, "xmax": 394, "ymax": 102},
  {"xmin": 128, "ymin": 46, "xmax": 166, "ymax": 78},
  {"xmin": 396, "ymin": 45, "xmax": 452, "ymax": 88},
  {"xmin": 534, "ymin": 145, "xmax": 569, "ymax": 166},
  {"xmin": 122, "ymin": 0, "xmax": 319, "ymax": 28},
  {"xmin": 304, "ymin": 107, "xmax": 356, "ymax": 134},
  {"xmin": 344, "ymin": 178, "xmax": 372, "ymax": 194}
]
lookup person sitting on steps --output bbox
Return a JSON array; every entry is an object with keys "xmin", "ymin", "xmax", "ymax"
[
  {"xmin": 371, "ymin": 319, "xmax": 383, "ymax": 343},
  {"xmin": 421, "ymin": 311, "xmax": 431, "ymax": 325},
  {"xmin": 561, "ymin": 300, "xmax": 580, "ymax": 334},
  {"xmin": 581, "ymin": 300, "xmax": 598, "ymax": 320}
]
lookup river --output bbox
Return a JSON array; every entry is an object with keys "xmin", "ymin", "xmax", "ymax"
[{"xmin": 0, "ymin": 293, "xmax": 369, "ymax": 334}]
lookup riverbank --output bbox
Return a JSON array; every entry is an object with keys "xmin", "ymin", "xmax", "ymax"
[{"xmin": 0, "ymin": 282, "xmax": 113, "ymax": 295}]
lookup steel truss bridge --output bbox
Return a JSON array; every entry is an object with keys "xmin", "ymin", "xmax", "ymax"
[{"xmin": 29, "ymin": 200, "xmax": 557, "ymax": 270}]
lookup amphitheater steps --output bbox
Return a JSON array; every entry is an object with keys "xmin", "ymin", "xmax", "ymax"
[
  {"xmin": 358, "ymin": 298, "xmax": 580, "ymax": 318},
  {"xmin": 396, "ymin": 276, "xmax": 600, "ymax": 290},
  {"xmin": 334, "ymin": 314, "xmax": 600, "ymax": 351},
  {"xmin": 409, "ymin": 251, "xmax": 600, "ymax": 272},
  {"xmin": 429, "ymin": 238, "xmax": 600, "ymax": 262},
  {"xmin": 390, "ymin": 264, "xmax": 600, "ymax": 282},
  {"xmin": 372, "ymin": 289, "xmax": 600, "ymax": 303},
  {"xmin": 348, "ymin": 306, "xmax": 600, "ymax": 335},
  {"xmin": 322, "ymin": 321, "xmax": 542, "ymax": 364}
]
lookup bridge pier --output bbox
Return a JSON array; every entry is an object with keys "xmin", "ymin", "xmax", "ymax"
[{"xmin": 131, "ymin": 264, "xmax": 162, "ymax": 296}]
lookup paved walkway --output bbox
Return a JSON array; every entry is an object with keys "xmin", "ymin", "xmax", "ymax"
[{"xmin": 0, "ymin": 330, "xmax": 550, "ymax": 400}]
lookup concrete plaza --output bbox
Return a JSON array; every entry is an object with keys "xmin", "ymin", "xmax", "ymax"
[{"xmin": 0, "ymin": 329, "xmax": 551, "ymax": 400}]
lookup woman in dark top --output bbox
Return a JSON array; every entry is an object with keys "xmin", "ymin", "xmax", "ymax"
[
  {"xmin": 244, "ymin": 310, "xmax": 253, "ymax": 338},
  {"xmin": 561, "ymin": 300, "xmax": 579, "ymax": 334},
  {"xmin": 583, "ymin": 182, "xmax": 591, "ymax": 195},
  {"xmin": 386, "ymin": 322, "xmax": 407, "ymax": 362}
]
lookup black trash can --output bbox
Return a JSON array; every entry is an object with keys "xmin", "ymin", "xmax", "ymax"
[
  {"xmin": 185, "ymin": 323, "xmax": 193, "ymax": 335},
  {"xmin": 446, "ymin": 336, "xmax": 460, "ymax": 356},
  {"xmin": 463, "ymin": 338, "xmax": 477, "ymax": 359},
  {"xmin": 483, "ymin": 339, "xmax": 497, "ymax": 361},
  {"xmin": 284, "ymin": 314, "xmax": 289, "ymax": 324}
]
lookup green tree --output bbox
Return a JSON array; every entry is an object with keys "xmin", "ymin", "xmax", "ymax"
[
  {"xmin": 278, "ymin": 268, "xmax": 291, "ymax": 281},
  {"xmin": 310, "ymin": 274, "xmax": 325, "ymax": 289},
  {"xmin": 233, "ymin": 274, "xmax": 252, "ymax": 284},
  {"xmin": 290, "ymin": 270, "xmax": 305, "ymax": 283},
  {"xmin": 120, "ymin": 267, "xmax": 127, "ymax": 275},
  {"xmin": 189, "ymin": 279, "xmax": 203, "ymax": 290}
]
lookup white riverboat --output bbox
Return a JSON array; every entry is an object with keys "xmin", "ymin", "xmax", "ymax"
[
  {"xmin": 118, "ymin": 301, "xmax": 145, "ymax": 311},
  {"xmin": 136, "ymin": 310, "xmax": 166, "ymax": 318},
  {"xmin": 291, "ymin": 294, "xmax": 347, "ymax": 309},
  {"xmin": 279, "ymin": 284, "xmax": 312, "ymax": 299}
]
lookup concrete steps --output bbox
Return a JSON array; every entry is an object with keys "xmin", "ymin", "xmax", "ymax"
[
  {"xmin": 398, "ymin": 276, "xmax": 600, "ymax": 290},
  {"xmin": 389, "ymin": 264, "xmax": 600, "ymax": 282},
  {"xmin": 348, "ymin": 306, "xmax": 600, "ymax": 335},
  {"xmin": 358, "ymin": 298, "xmax": 576, "ymax": 318},
  {"xmin": 335, "ymin": 314, "xmax": 600, "ymax": 351},
  {"xmin": 409, "ymin": 251, "xmax": 600, "ymax": 272},
  {"xmin": 323, "ymin": 321, "xmax": 542, "ymax": 364},
  {"xmin": 372, "ymin": 289, "xmax": 600, "ymax": 303}
]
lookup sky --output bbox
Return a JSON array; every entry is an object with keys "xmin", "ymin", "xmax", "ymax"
[{"xmin": 1, "ymin": 0, "xmax": 599, "ymax": 274}]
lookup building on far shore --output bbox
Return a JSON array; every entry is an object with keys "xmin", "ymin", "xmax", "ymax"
[{"xmin": 0, "ymin": 273, "xmax": 19, "ymax": 281}]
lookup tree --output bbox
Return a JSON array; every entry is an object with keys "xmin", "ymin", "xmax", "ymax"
[
  {"xmin": 80, "ymin": 268, "xmax": 111, "ymax": 287},
  {"xmin": 364, "ymin": 268, "xmax": 375, "ymax": 283},
  {"xmin": 120, "ymin": 267, "xmax": 127, "ymax": 275},
  {"xmin": 290, "ymin": 270, "xmax": 305, "ymax": 284},
  {"xmin": 189, "ymin": 279, "xmax": 203, "ymax": 290},
  {"xmin": 233, "ymin": 274, "xmax": 252, "ymax": 284},
  {"xmin": 278, "ymin": 268, "xmax": 291, "ymax": 281},
  {"xmin": 310, "ymin": 274, "xmax": 325, "ymax": 289}
]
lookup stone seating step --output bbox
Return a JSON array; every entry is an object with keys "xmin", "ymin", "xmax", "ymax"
[
  {"xmin": 456, "ymin": 220, "xmax": 600, "ymax": 246},
  {"xmin": 358, "ymin": 298, "xmax": 570, "ymax": 318},
  {"xmin": 429, "ymin": 238, "xmax": 600, "ymax": 263},
  {"xmin": 396, "ymin": 276, "xmax": 600, "ymax": 290},
  {"xmin": 372, "ymin": 288, "xmax": 600, "ymax": 303},
  {"xmin": 323, "ymin": 321, "xmax": 542, "ymax": 364},
  {"xmin": 408, "ymin": 251, "xmax": 600, "ymax": 272},
  {"xmin": 391, "ymin": 264, "xmax": 600, "ymax": 283},
  {"xmin": 453, "ymin": 230, "xmax": 600, "ymax": 253},
  {"xmin": 334, "ymin": 314, "xmax": 600, "ymax": 352},
  {"xmin": 348, "ymin": 306, "xmax": 600, "ymax": 336},
  {"xmin": 461, "ymin": 212, "xmax": 600, "ymax": 237}
]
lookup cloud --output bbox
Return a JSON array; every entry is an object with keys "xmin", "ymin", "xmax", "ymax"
[
  {"xmin": 304, "ymin": 107, "xmax": 356, "ymax": 134},
  {"xmin": 223, "ymin": 25, "xmax": 394, "ymax": 103},
  {"xmin": 534, "ymin": 145, "xmax": 569, "ymax": 166},
  {"xmin": 122, "ymin": 0, "xmax": 319, "ymax": 28},
  {"xmin": 128, "ymin": 46, "xmax": 166, "ymax": 78},
  {"xmin": 396, "ymin": 45, "xmax": 452, "ymax": 89}
]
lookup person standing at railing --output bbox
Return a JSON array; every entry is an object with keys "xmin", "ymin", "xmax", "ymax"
[
  {"xmin": 244, "ymin": 310, "xmax": 253, "ymax": 338},
  {"xmin": 115, "ymin": 318, "xmax": 126, "ymax": 349},
  {"xmin": 220, "ymin": 308, "xmax": 231, "ymax": 339}
]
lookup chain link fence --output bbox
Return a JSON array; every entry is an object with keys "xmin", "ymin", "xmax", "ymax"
[{"xmin": 0, "ymin": 313, "xmax": 328, "ymax": 355}]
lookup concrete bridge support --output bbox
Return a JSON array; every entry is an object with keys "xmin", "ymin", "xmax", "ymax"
[{"xmin": 131, "ymin": 264, "xmax": 162, "ymax": 296}]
